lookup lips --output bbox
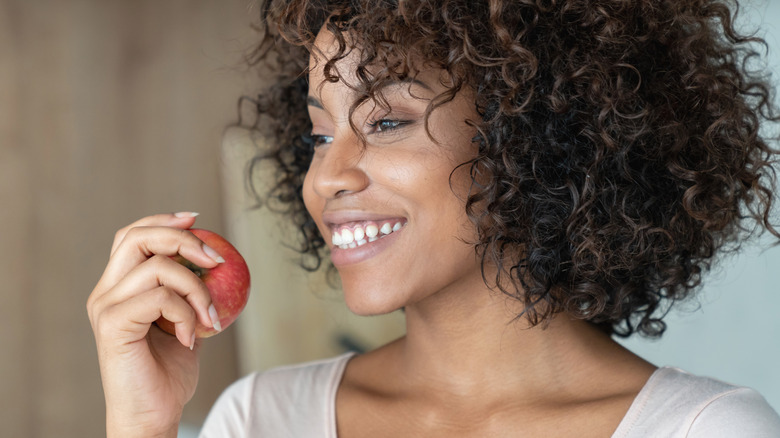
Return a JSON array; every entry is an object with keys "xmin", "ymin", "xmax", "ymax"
[{"xmin": 321, "ymin": 210, "xmax": 408, "ymax": 266}]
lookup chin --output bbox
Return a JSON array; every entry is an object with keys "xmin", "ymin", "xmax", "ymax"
[{"xmin": 341, "ymin": 282, "xmax": 407, "ymax": 316}]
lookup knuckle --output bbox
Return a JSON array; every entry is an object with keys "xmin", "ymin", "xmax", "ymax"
[
  {"xmin": 177, "ymin": 228, "xmax": 196, "ymax": 248},
  {"xmin": 93, "ymin": 305, "xmax": 119, "ymax": 335},
  {"xmin": 86, "ymin": 291, "xmax": 105, "ymax": 318},
  {"xmin": 86, "ymin": 295, "xmax": 97, "ymax": 319},
  {"xmin": 183, "ymin": 301, "xmax": 196, "ymax": 319},
  {"xmin": 148, "ymin": 254, "xmax": 179, "ymax": 276},
  {"xmin": 114, "ymin": 223, "xmax": 139, "ymax": 244},
  {"xmin": 124, "ymin": 226, "xmax": 142, "ymax": 240},
  {"xmin": 150, "ymin": 285, "xmax": 175, "ymax": 304},
  {"xmin": 86, "ymin": 291, "xmax": 96, "ymax": 310},
  {"xmin": 114, "ymin": 226, "xmax": 129, "ymax": 241},
  {"xmin": 148, "ymin": 253, "xmax": 170, "ymax": 267},
  {"xmin": 154, "ymin": 286, "xmax": 196, "ymax": 319}
]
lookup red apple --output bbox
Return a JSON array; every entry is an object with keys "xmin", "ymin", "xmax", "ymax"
[{"xmin": 155, "ymin": 228, "xmax": 250, "ymax": 338}]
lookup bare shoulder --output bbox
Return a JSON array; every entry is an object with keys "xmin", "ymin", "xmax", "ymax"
[{"xmin": 339, "ymin": 337, "xmax": 405, "ymax": 395}]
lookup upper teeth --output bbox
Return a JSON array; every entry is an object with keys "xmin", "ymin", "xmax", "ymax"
[
  {"xmin": 380, "ymin": 223, "xmax": 392, "ymax": 235},
  {"xmin": 331, "ymin": 221, "xmax": 405, "ymax": 249}
]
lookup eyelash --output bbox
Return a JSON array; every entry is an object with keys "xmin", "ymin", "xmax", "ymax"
[
  {"xmin": 305, "ymin": 133, "xmax": 333, "ymax": 148},
  {"xmin": 367, "ymin": 118, "xmax": 409, "ymax": 133},
  {"xmin": 305, "ymin": 118, "xmax": 410, "ymax": 149}
]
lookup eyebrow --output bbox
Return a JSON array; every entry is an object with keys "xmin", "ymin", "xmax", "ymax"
[{"xmin": 306, "ymin": 78, "xmax": 433, "ymax": 109}]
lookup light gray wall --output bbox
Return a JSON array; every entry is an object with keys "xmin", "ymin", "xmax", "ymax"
[{"xmin": 618, "ymin": 1, "xmax": 780, "ymax": 412}]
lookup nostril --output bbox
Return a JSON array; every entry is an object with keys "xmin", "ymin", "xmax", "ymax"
[{"xmin": 310, "ymin": 157, "xmax": 369, "ymax": 200}]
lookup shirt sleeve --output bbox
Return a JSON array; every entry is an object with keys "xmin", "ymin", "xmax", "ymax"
[
  {"xmin": 687, "ymin": 387, "xmax": 780, "ymax": 438},
  {"xmin": 197, "ymin": 373, "xmax": 257, "ymax": 438}
]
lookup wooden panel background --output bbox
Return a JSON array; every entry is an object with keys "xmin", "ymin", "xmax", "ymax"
[{"xmin": 0, "ymin": 1, "xmax": 254, "ymax": 435}]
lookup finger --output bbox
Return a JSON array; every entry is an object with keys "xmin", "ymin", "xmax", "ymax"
[
  {"xmin": 110, "ymin": 212, "xmax": 200, "ymax": 255},
  {"xmin": 98, "ymin": 286, "xmax": 198, "ymax": 350},
  {"xmin": 95, "ymin": 254, "xmax": 215, "ymax": 329},
  {"xmin": 103, "ymin": 226, "xmax": 223, "ymax": 288}
]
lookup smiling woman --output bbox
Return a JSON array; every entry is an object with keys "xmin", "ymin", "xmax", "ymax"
[
  {"xmin": 302, "ymin": 41, "xmax": 482, "ymax": 315},
  {"xmin": 213, "ymin": 0, "xmax": 780, "ymax": 436},
  {"xmin": 86, "ymin": 0, "xmax": 780, "ymax": 437},
  {"xmin": 245, "ymin": 0, "xmax": 780, "ymax": 338}
]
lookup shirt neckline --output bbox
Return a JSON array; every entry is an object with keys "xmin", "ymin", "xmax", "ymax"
[
  {"xmin": 609, "ymin": 366, "xmax": 673, "ymax": 437},
  {"xmin": 327, "ymin": 352, "xmax": 358, "ymax": 438},
  {"xmin": 326, "ymin": 354, "xmax": 668, "ymax": 438}
]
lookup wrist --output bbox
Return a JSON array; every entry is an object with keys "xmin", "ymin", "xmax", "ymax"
[
  {"xmin": 107, "ymin": 424, "xmax": 179, "ymax": 438},
  {"xmin": 106, "ymin": 411, "xmax": 181, "ymax": 438}
]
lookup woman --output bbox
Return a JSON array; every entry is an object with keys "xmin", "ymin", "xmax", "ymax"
[{"xmin": 87, "ymin": 0, "xmax": 780, "ymax": 436}]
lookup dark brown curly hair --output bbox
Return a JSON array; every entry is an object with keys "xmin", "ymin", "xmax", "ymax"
[{"xmin": 239, "ymin": 0, "xmax": 780, "ymax": 337}]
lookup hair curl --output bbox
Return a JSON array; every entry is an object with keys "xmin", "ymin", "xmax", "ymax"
[{"xmin": 240, "ymin": 0, "xmax": 780, "ymax": 337}]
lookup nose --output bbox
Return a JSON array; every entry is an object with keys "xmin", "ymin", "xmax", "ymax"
[{"xmin": 309, "ymin": 131, "xmax": 369, "ymax": 199}]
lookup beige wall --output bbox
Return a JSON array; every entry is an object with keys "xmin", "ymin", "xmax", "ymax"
[{"xmin": 0, "ymin": 1, "xmax": 254, "ymax": 435}]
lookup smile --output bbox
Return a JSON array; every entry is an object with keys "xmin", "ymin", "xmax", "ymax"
[{"xmin": 331, "ymin": 220, "xmax": 406, "ymax": 249}]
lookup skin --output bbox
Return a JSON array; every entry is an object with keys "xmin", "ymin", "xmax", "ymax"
[
  {"xmin": 87, "ymin": 213, "xmax": 221, "ymax": 438},
  {"xmin": 86, "ymin": 27, "xmax": 656, "ymax": 438},
  {"xmin": 303, "ymin": 43, "xmax": 483, "ymax": 317},
  {"xmin": 304, "ymin": 30, "xmax": 658, "ymax": 437}
]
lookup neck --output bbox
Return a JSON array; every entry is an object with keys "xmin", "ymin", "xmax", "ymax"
[{"xmin": 392, "ymin": 276, "xmax": 645, "ymax": 406}]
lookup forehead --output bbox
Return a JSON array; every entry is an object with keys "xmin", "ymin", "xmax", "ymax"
[
  {"xmin": 309, "ymin": 27, "xmax": 342, "ymax": 64},
  {"xmin": 307, "ymin": 27, "xmax": 449, "ymax": 98},
  {"xmin": 307, "ymin": 28, "xmax": 365, "ymax": 89}
]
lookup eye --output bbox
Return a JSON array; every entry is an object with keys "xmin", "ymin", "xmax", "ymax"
[
  {"xmin": 302, "ymin": 132, "xmax": 333, "ymax": 148},
  {"xmin": 311, "ymin": 134, "xmax": 333, "ymax": 147},
  {"xmin": 367, "ymin": 118, "xmax": 408, "ymax": 133}
]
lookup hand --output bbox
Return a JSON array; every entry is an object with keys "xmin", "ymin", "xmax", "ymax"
[{"xmin": 87, "ymin": 213, "xmax": 222, "ymax": 438}]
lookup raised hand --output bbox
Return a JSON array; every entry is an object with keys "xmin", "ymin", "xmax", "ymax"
[{"xmin": 87, "ymin": 213, "xmax": 221, "ymax": 438}]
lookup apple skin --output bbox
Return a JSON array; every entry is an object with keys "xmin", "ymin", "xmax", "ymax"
[{"xmin": 155, "ymin": 228, "xmax": 250, "ymax": 338}]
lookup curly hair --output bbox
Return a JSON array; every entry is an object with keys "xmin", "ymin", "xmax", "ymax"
[{"xmin": 239, "ymin": 0, "xmax": 780, "ymax": 337}]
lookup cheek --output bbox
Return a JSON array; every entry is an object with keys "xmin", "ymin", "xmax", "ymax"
[
  {"xmin": 302, "ymin": 173, "xmax": 313, "ymax": 208},
  {"xmin": 302, "ymin": 171, "xmax": 321, "ymax": 222}
]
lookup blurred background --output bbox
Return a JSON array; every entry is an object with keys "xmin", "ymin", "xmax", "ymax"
[{"xmin": 0, "ymin": 1, "xmax": 777, "ymax": 437}]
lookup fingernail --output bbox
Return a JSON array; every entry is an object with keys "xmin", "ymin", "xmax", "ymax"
[
  {"xmin": 174, "ymin": 211, "xmax": 200, "ymax": 218},
  {"xmin": 208, "ymin": 304, "xmax": 222, "ymax": 332},
  {"xmin": 202, "ymin": 244, "xmax": 225, "ymax": 263},
  {"xmin": 190, "ymin": 333, "xmax": 196, "ymax": 350}
]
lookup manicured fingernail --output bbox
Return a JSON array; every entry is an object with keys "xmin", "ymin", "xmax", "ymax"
[
  {"xmin": 208, "ymin": 304, "xmax": 222, "ymax": 332},
  {"xmin": 190, "ymin": 333, "xmax": 196, "ymax": 350},
  {"xmin": 174, "ymin": 211, "xmax": 200, "ymax": 218},
  {"xmin": 202, "ymin": 244, "xmax": 225, "ymax": 263}
]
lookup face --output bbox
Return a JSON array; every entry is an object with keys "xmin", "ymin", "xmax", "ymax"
[{"xmin": 302, "ymin": 29, "xmax": 484, "ymax": 316}]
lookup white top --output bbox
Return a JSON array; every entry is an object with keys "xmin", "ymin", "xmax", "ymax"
[{"xmin": 198, "ymin": 352, "xmax": 780, "ymax": 437}]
